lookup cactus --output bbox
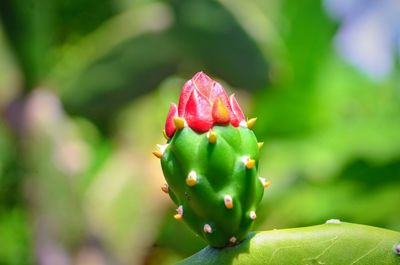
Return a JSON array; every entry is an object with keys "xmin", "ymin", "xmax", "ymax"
[
  {"xmin": 154, "ymin": 72, "xmax": 268, "ymax": 247},
  {"xmin": 177, "ymin": 222, "xmax": 400, "ymax": 265}
]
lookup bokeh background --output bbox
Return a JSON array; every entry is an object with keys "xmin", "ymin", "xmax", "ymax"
[{"xmin": 0, "ymin": 0, "xmax": 400, "ymax": 264}]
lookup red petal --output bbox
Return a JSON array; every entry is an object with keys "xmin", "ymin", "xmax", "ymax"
[
  {"xmin": 229, "ymin": 94, "xmax": 245, "ymax": 127},
  {"xmin": 178, "ymin": 80, "xmax": 194, "ymax": 116},
  {"xmin": 209, "ymin": 82, "xmax": 230, "ymax": 105},
  {"xmin": 192, "ymin": 71, "xmax": 213, "ymax": 98},
  {"xmin": 184, "ymin": 89, "xmax": 213, "ymax": 132},
  {"xmin": 212, "ymin": 98, "xmax": 230, "ymax": 124},
  {"xmin": 165, "ymin": 103, "xmax": 178, "ymax": 138}
]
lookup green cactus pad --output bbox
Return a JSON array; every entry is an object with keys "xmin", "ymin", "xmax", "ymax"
[
  {"xmin": 161, "ymin": 125, "xmax": 264, "ymax": 247},
  {"xmin": 178, "ymin": 222, "xmax": 400, "ymax": 265}
]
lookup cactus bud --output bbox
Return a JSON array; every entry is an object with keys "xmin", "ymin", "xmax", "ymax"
[{"xmin": 158, "ymin": 72, "xmax": 267, "ymax": 247}]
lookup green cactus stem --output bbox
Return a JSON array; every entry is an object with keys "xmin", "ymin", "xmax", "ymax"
[{"xmin": 160, "ymin": 124, "xmax": 265, "ymax": 247}]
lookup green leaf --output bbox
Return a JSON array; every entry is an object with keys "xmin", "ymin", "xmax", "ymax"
[{"xmin": 178, "ymin": 222, "xmax": 400, "ymax": 265}]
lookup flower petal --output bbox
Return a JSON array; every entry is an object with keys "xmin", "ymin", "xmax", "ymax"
[
  {"xmin": 178, "ymin": 80, "xmax": 194, "ymax": 116},
  {"xmin": 192, "ymin": 71, "xmax": 213, "ymax": 98},
  {"xmin": 229, "ymin": 94, "xmax": 245, "ymax": 127},
  {"xmin": 165, "ymin": 103, "xmax": 178, "ymax": 138},
  {"xmin": 184, "ymin": 89, "xmax": 213, "ymax": 132},
  {"xmin": 209, "ymin": 82, "xmax": 230, "ymax": 104},
  {"xmin": 212, "ymin": 98, "xmax": 230, "ymax": 124}
]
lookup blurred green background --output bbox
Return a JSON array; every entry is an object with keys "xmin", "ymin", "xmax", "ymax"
[{"xmin": 0, "ymin": 0, "xmax": 399, "ymax": 264}]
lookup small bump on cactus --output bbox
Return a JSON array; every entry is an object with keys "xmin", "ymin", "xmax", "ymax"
[
  {"xmin": 223, "ymin": 195, "xmax": 234, "ymax": 209},
  {"xmin": 394, "ymin": 244, "xmax": 400, "ymax": 255},
  {"xmin": 257, "ymin": 142, "xmax": 264, "ymax": 150},
  {"xmin": 186, "ymin": 171, "xmax": 198, "ymax": 187},
  {"xmin": 204, "ymin": 224, "xmax": 213, "ymax": 234},
  {"xmin": 242, "ymin": 156, "xmax": 256, "ymax": 169},
  {"xmin": 152, "ymin": 150, "xmax": 162, "ymax": 159},
  {"xmin": 174, "ymin": 205, "xmax": 183, "ymax": 221},
  {"xmin": 161, "ymin": 184, "xmax": 169, "ymax": 194},
  {"xmin": 259, "ymin": 177, "xmax": 271, "ymax": 189},
  {"xmin": 207, "ymin": 129, "xmax": 217, "ymax": 144},
  {"xmin": 173, "ymin": 116, "xmax": 186, "ymax": 130},
  {"xmin": 249, "ymin": 211, "xmax": 257, "ymax": 220},
  {"xmin": 246, "ymin": 117, "xmax": 257, "ymax": 129},
  {"xmin": 155, "ymin": 72, "xmax": 268, "ymax": 247}
]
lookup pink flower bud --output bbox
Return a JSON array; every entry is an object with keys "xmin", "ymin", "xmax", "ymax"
[{"xmin": 165, "ymin": 72, "xmax": 246, "ymax": 137}]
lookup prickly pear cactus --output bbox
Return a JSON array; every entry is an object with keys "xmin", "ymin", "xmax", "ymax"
[{"xmin": 154, "ymin": 72, "xmax": 269, "ymax": 247}]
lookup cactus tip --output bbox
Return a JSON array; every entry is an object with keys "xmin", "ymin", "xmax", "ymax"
[
  {"xmin": 247, "ymin": 117, "xmax": 257, "ymax": 129},
  {"xmin": 152, "ymin": 150, "xmax": 163, "ymax": 159},
  {"xmin": 153, "ymin": 144, "xmax": 168, "ymax": 159},
  {"xmin": 174, "ymin": 214, "xmax": 183, "ymax": 220},
  {"xmin": 186, "ymin": 171, "xmax": 198, "ymax": 186},
  {"xmin": 203, "ymin": 224, "xmax": 213, "ymax": 234},
  {"xmin": 394, "ymin": 244, "xmax": 400, "ymax": 255},
  {"xmin": 250, "ymin": 211, "xmax": 257, "ymax": 220},
  {"xmin": 246, "ymin": 159, "xmax": 256, "ymax": 169},
  {"xmin": 260, "ymin": 177, "xmax": 270, "ymax": 189},
  {"xmin": 173, "ymin": 116, "xmax": 186, "ymax": 130},
  {"xmin": 258, "ymin": 142, "xmax": 264, "ymax": 150},
  {"xmin": 161, "ymin": 184, "xmax": 169, "ymax": 194},
  {"xmin": 174, "ymin": 205, "xmax": 183, "ymax": 220},
  {"xmin": 162, "ymin": 129, "xmax": 169, "ymax": 140},
  {"xmin": 224, "ymin": 195, "xmax": 234, "ymax": 209},
  {"xmin": 242, "ymin": 156, "xmax": 256, "ymax": 169},
  {"xmin": 207, "ymin": 129, "xmax": 217, "ymax": 144},
  {"xmin": 325, "ymin": 219, "xmax": 341, "ymax": 224},
  {"xmin": 264, "ymin": 180, "xmax": 271, "ymax": 188}
]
